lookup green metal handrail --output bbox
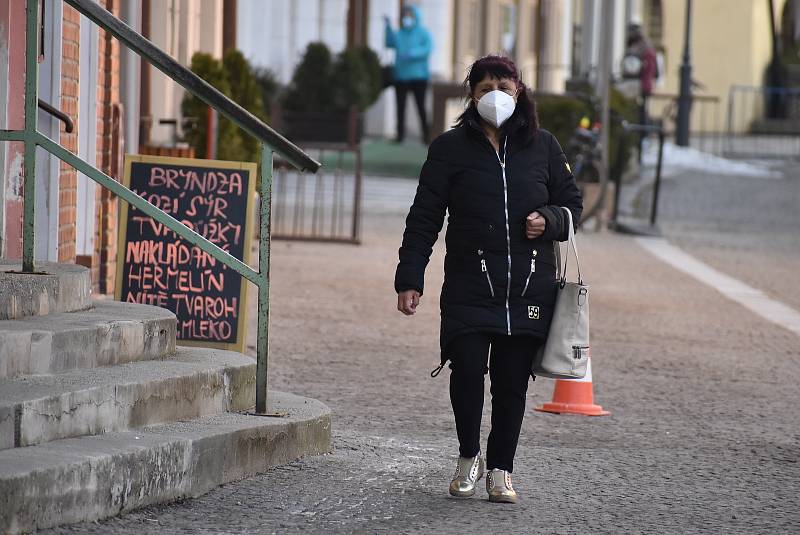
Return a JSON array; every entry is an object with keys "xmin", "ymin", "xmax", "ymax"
[{"xmin": 0, "ymin": 0, "xmax": 321, "ymax": 414}]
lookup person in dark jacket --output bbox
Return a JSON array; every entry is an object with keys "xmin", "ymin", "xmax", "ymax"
[
  {"xmin": 394, "ymin": 55, "xmax": 583, "ymax": 503},
  {"xmin": 384, "ymin": 5, "xmax": 432, "ymax": 143}
]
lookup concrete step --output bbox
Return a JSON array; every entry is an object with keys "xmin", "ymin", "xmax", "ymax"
[
  {"xmin": 0, "ymin": 261, "xmax": 91, "ymax": 320},
  {"xmin": 0, "ymin": 301, "xmax": 176, "ymax": 379},
  {"xmin": 0, "ymin": 348, "xmax": 256, "ymax": 450},
  {"xmin": 0, "ymin": 391, "xmax": 332, "ymax": 534}
]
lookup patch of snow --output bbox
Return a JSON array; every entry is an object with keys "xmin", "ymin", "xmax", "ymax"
[{"xmin": 642, "ymin": 141, "xmax": 783, "ymax": 179}]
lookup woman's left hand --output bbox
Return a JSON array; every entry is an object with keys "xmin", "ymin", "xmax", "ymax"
[{"xmin": 525, "ymin": 211, "xmax": 546, "ymax": 239}]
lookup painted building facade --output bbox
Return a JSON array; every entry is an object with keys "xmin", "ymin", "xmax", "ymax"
[
  {"xmin": 639, "ymin": 0, "xmax": 792, "ymax": 132},
  {"xmin": 1, "ymin": 0, "xmax": 796, "ymax": 293},
  {"xmin": 0, "ymin": 0, "xmax": 228, "ymax": 293},
  {"xmin": 0, "ymin": 0, "xmax": 128, "ymax": 293}
]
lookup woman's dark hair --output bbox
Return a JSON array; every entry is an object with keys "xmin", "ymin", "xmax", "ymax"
[{"xmin": 455, "ymin": 55, "xmax": 539, "ymax": 145}]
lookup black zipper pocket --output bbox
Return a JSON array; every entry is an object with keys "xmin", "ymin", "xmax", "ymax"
[
  {"xmin": 478, "ymin": 250, "xmax": 495, "ymax": 298},
  {"xmin": 521, "ymin": 249, "xmax": 537, "ymax": 297}
]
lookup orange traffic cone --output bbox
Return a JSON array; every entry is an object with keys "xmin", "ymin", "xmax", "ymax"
[{"xmin": 535, "ymin": 355, "xmax": 610, "ymax": 416}]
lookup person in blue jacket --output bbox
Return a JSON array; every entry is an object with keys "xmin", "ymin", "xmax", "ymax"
[{"xmin": 384, "ymin": 5, "xmax": 432, "ymax": 143}]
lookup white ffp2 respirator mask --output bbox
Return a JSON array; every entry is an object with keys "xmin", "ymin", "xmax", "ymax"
[{"xmin": 476, "ymin": 90, "xmax": 517, "ymax": 128}]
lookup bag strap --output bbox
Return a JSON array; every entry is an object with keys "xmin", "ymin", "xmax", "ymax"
[{"xmin": 555, "ymin": 207, "xmax": 583, "ymax": 285}]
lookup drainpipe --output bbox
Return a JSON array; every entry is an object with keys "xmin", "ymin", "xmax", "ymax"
[
  {"xmin": 139, "ymin": 0, "xmax": 151, "ymax": 146},
  {"xmin": 222, "ymin": 0, "xmax": 236, "ymax": 54}
]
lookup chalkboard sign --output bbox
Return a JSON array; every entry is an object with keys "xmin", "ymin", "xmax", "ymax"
[{"xmin": 115, "ymin": 154, "xmax": 256, "ymax": 352}]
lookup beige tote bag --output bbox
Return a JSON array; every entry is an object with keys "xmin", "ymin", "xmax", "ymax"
[{"xmin": 532, "ymin": 207, "xmax": 589, "ymax": 379}]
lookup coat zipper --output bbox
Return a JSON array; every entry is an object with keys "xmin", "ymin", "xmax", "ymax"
[
  {"xmin": 521, "ymin": 249, "xmax": 537, "ymax": 297},
  {"xmin": 478, "ymin": 251, "xmax": 496, "ymax": 298},
  {"xmin": 494, "ymin": 138, "xmax": 512, "ymax": 336}
]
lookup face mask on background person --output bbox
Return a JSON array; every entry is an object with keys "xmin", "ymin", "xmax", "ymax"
[
  {"xmin": 402, "ymin": 15, "xmax": 414, "ymax": 28},
  {"xmin": 476, "ymin": 90, "xmax": 517, "ymax": 128}
]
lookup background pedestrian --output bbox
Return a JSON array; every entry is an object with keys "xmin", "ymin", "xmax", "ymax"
[
  {"xmin": 384, "ymin": 5, "xmax": 432, "ymax": 144},
  {"xmin": 620, "ymin": 22, "xmax": 659, "ymax": 158}
]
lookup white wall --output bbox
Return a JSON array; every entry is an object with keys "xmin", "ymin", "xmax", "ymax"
[
  {"xmin": 237, "ymin": 0, "xmax": 347, "ymax": 84},
  {"xmin": 37, "ymin": 0, "xmax": 64, "ymax": 261},
  {"xmin": 415, "ymin": 0, "xmax": 453, "ymax": 81},
  {"xmin": 77, "ymin": 11, "xmax": 99, "ymax": 257},
  {"xmin": 365, "ymin": 0, "xmax": 401, "ymax": 139}
]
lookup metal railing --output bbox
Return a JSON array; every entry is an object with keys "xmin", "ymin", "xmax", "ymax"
[
  {"xmin": 272, "ymin": 144, "xmax": 363, "ymax": 244},
  {"xmin": 649, "ymin": 93, "xmax": 723, "ymax": 155},
  {"xmin": 0, "ymin": 0, "xmax": 321, "ymax": 414},
  {"xmin": 610, "ymin": 122, "xmax": 666, "ymax": 237},
  {"xmin": 725, "ymin": 85, "xmax": 800, "ymax": 159}
]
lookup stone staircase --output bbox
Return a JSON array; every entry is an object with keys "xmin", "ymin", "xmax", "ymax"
[{"xmin": 0, "ymin": 261, "xmax": 331, "ymax": 533}]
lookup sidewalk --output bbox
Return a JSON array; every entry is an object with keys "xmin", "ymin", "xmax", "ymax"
[{"xmin": 53, "ymin": 178, "xmax": 800, "ymax": 534}]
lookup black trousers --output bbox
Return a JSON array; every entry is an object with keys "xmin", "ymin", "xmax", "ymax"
[
  {"xmin": 394, "ymin": 79, "xmax": 429, "ymax": 142},
  {"xmin": 448, "ymin": 333, "xmax": 540, "ymax": 473}
]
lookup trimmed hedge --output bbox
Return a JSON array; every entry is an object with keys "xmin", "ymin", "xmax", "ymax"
[
  {"xmin": 283, "ymin": 42, "xmax": 383, "ymax": 114},
  {"xmin": 181, "ymin": 50, "xmax": 266, "ymax": 164}
]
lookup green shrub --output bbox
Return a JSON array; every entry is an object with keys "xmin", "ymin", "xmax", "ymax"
[
  {"xmin": 181, "ymin": 53, "xmax": 236, "ymax": 159},
  {"xmin": 283, "ymin": 42, "xmax": 335, "ymax": 112},
  {"xmin": 283, "ymin": 42, "xmax": 383, "ymax": 114},
  {"xmin": 331, "ymin": 46, "xmax": 383, "ymax": 112},
  {"xmin": 253, "ymin": 66, "xmax": 282, "ymax": 117},
  {"xmin": 181, "ymin": 50, "xmax": 266, "ymax": 164},
  {"xmin": 608, "ymin": 87, "xmax": 639, "ymax": 178},
  {"xmin": 535, "ymin": 94, "xmax": 592, "ymax": 148},
  {"xmin": 221, "ymin": 49, "xmax": 265, "ymax": 162}
]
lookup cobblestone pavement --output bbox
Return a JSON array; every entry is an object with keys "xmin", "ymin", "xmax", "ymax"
[{"xmin": 48, "ymin": 176, "xmax": 800, "ymax": 534}]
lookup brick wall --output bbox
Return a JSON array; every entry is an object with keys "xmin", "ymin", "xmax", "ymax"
[
  {"xmin": 61, "ymin": 0, "xmax": 121, "ymax": 293},
  {"xmin": 94, "ymin": 0, "xmax": 121, "ymax": 294},
  {"xmin": 59, "ymin": 6, "xmax": 80, "ymax": 264}
]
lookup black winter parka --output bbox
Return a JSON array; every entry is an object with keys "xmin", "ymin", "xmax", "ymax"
[{"xmin": 395, "ymin": 113, "xmax": 583, "ymax": 365}]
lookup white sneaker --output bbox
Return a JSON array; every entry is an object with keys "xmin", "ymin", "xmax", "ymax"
[
  {"xmin": 486, "ymin": 468, "xmax": 518, "ymax": 503},
  {"xmin": 448, "ymin": 453, "xmax": 485, "ymax": 497}
]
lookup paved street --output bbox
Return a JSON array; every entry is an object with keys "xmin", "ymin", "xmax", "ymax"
[
  {"xmin": 47, "ymin": 167, "xmax": 800, "ymax": 534},
  {"xmin": 619, "ymin": 153, "xmax": 800, "ymax": 311},
  {"xmin": 658, "ymin": 161, "xmax": 800, "ymax": 312}
]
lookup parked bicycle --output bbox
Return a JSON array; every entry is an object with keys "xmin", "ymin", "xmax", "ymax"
[{"xmin": 565, "ymin": 116, "xmax": 602, "ymax": 184}]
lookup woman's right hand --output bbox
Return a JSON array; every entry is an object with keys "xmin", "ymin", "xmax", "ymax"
[
  {"xmin": 397, "ymin": 290, "xmax": 421, "ymax": 316},
  {"xmin": 525, "ymin": 211, "xmax": 546, "ymax": 239}
]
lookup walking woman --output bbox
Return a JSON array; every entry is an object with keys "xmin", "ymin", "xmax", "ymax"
[{"xmin": 394, "ymin": 55, "xmax": 583, "ymax": 503}]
